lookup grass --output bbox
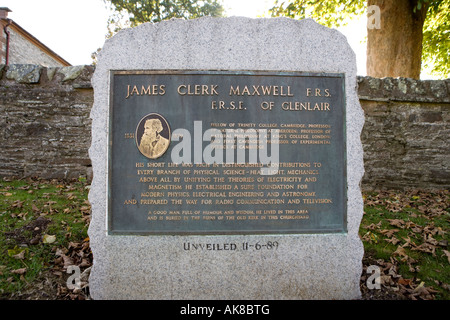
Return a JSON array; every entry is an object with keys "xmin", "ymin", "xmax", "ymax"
[
  {"xmin": 0, "ymin": 178, "xmax": 448, "ymax": 299},
  {"xmin": 0, "ymin": 178, "xmax": 90, "ymax": 298},
  {"xmin": 360, "ymin": 190, "xmax": 449, "ymax": 300}
]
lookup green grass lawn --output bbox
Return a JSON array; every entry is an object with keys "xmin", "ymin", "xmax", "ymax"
[
  {"xmin": 0, "ymin": 178, "xmax": 449, "ymax": 300},
  {"xmin": 360, "ymin": 190, "xmax": 449, "ymax": 300},
  {"xmin": 0, "ymin": 178, "xmax": 91, "ymax": 299}
]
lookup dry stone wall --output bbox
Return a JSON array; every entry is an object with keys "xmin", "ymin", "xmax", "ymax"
[
  {"xmin": 0, "ymin": 64, "xmax": 93, "ymax": 180},
  {"xmin": 358, "ymin": 76, "xmax": 449, "ymax": 191},
  {"xmin": 0, "ymin": 64, "xmax": 448, "ymax": 191}
]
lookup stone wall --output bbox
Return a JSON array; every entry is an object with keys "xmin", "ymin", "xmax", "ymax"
[
  {"xmin": 358, "ymin": 76, "xmax": 449, "ymax": 191},
  {"xmin": 0, "ymin": 64, "xmax": 93, "ymax": 180},
  {"xmin": 0, "ymin": 64, "xmax": 448, "ymax": 191}
]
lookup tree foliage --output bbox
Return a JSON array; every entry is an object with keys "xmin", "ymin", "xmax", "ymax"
[
  {"xmin": 269, "ymin": 0, "xmax": 366, "ymax": 28},
  {"xmin": 104, "ymin": 0, "xmax": 224, "ymax": 36},
  {"xmin": 269, "ymin": 0, "xmax": 449, "ymax": 78},
  {"xmin": 422, "ymin": 0, "xmax": 449, "ymax": 78}
]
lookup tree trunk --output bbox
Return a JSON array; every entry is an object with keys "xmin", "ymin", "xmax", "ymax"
[{"xmin": 366, "ymin": 0, "xmax": 428, "ymax": 79}]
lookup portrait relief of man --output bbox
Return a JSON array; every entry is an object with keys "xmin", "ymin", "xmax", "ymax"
[{"xmin": 136, "ymin": 114, "xmax": 170, "ymax": 159}]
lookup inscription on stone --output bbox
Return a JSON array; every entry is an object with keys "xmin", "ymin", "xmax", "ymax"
[{"xmin": 108, "ymin": 71, "xmax": 347, "ymax": 234}]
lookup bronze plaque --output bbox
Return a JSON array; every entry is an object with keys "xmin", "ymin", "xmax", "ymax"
[{"xmin": 108, "ymin": 70, "xmax": 347, "ymax": 235}]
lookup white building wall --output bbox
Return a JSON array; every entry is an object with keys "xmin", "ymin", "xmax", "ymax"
[{"xmin": 8, "ymin": 27, "xmax": 67, "ymax": 67}]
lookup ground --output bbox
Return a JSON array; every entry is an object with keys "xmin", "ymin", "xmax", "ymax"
[{"xmin": 1, "ymin": 179, "xmax": 448, "ymax": 301}]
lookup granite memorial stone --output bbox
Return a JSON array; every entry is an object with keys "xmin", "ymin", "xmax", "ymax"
[{"xmin": 88, "ymin": 17, "xmax": 365, "ymax": 300}]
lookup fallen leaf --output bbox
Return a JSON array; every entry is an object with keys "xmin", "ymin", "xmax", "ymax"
[
  {"xmin": 385, "ymin": 237, "xmax": 400, "ymax": 245},
  {"xmin": 443, "ymin": 250, "xmax": 450, "ymax": 264},
  {"xmin": 436, "ymin": 227, "xmax": 446, "ymax": 236},
  {"xmin": 7, "ymin": 246, "xmax": 26, "ymax": 257},
  {"xmin": 68, "ymin": 241, "xmax": 80, "ymax": 249},
  {"xmin": 366, "ymin": 222, "xmax": 382, "ymax": 230},
  {"xmin": 398, "ymin": 278, "xmax": 413, "ymax": 286},
  {"xmin": 412, "ymin": 242, "xmax": 436, "ymax": 256},
  {"xmin": 405, "ymin": 221, "xmax": 418, "ymax": 229},
  {"xmin": 55, "ymin": 248, "xmax": 74, "ymax": 268},
  {"xmin": 12, "ymin": 250, "xmax": 26, "ymax": 260},
  {"xmin": 380, "ymin": 275, "xmax": 394, "ymax": 286},
  {"xmin": 11, "ymin": 268, "xmax": 27, "ymax": 275},
  {"xmin": 408, "ymin": 264, "xmax": 420, "ymax": 273},
  {"xmin": 424, "ymin": 234, "xmax": 438, "ymax": 246},
  {"xmin": 80, "ymin": 206, "xmax": 91, "ymax": 213},
  {"xmin": 80, "ymin": 266, "xmax": 91, "ymax": 281},
  {"xmin": 393, "ymin": 246, "xmax": 410, "ymax": 262},
  {"xmin": 79, "ymin": 258, "xmax": 91, "ymax": 268},
  {"xmin": 380, "ymin": 228, "xmax": 399, "ymax": 238},
  {"xmin": 410, "ymin": 226, "xmax": 423, "ymax": 233},
  {"xmin": 362, "ymin": 231, "xmax": 378, "ymax": 243},
  {"xmin": 387, "ymin": 219, "xmax": 405, "ymax": 228},
  {"xmin": 438, "ymin": 240, "xmax": 448, "ymax": 248},
  {"xmin": 52, "ymin": 270, "xmax": 63, "ymax": 276},
  {"xmin": 42, "ymin": 234, "xmax": 56, "ymax": 244},
  {"xmin": 18, "ymin": 212, "xmax": 28, "ymax": 220},
  {"xmin": 62, "ymin": 255, "xmax": 74, "ymax": 267},
  {"xmin": 11, "ymin": 200, "xmax": 24, "ymax": 209},
  {"xmin": 402, "ymin": 236, "xmax": 415, "ymax": 248}
]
